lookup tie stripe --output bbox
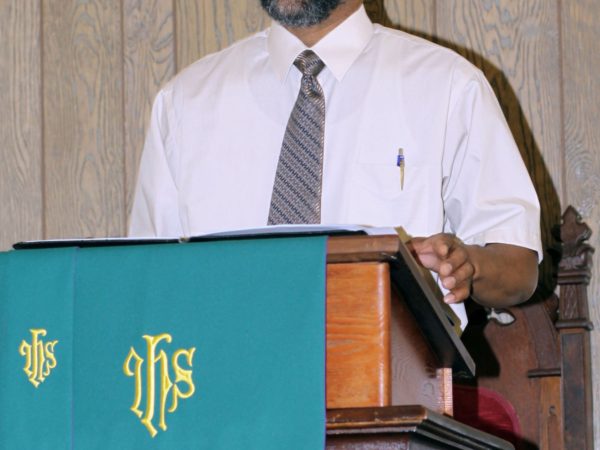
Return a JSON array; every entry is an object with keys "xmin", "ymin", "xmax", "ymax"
[{"xmin": 268, "ymin": 50, "xmax": 325, "ymax": 224}]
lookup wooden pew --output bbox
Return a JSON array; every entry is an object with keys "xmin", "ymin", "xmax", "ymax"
[{"xmin": 455, "ymin": 206, "xmax": 594, "ymax": 449}]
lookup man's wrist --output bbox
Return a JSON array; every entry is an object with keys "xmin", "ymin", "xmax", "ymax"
[{"xmin": 464, "ymin": 243, "xmax": 483, "ymax": 299}]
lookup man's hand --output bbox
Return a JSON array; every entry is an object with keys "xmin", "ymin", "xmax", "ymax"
[
  {"xmin": 408, "ymin": 233, "xmax": 538, "ymax": 308},
  {"xmin": 409, "ymin": 234, "xmax": 474, "ymax": 304}
]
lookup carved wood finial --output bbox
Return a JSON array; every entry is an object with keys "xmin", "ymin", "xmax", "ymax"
[
  {"xmin": 556, "ymin": 207, "xmax": 595, "ymax": 449},
  {"xmin": 558, "ymin": 205, "xmax": 594, "ymax": 282}
]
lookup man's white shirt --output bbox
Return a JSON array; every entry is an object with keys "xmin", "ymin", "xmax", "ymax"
[{"xmin": 129, "ymin": 6, "xmax": 543, "ymax": 326}]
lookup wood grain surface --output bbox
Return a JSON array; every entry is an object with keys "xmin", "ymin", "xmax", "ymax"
[
  {"xmin": 0, "ymin": 1, "xmax": 599, "ymax": 445},
  {"xmin": 364, "ymin": 0, "xmax": 435, "ymax": 35},
  {"xmin": 175, "ymin": 0, "xmax": 268, "ymax": 71},
  {"xmin": 560, "ymin": 1, "xmax": 600, "ymax": 446},
  {"xmin": 0, "ymin": 0, "xmax": 42, "ymax": 249},
  {"xmin": 123, "ymin": 0, "xmax": 175, "ymax": 219},
  {"xmin": 326, "ymin": 262, "xmax": 391, "ymax": 409},
  {"xmin": 42, "ymin": 0, "xmax": 125, "ymax": 239}
]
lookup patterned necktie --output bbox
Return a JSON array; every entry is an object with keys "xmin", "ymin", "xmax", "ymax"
[{"xmin": 268, "ymin": 50, "xmax": 326, "ymax": 224}]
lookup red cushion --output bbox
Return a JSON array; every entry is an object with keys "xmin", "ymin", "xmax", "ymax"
[{"xmin": 453, "ymin": 384, "xmax": 522, "ymax": 447}]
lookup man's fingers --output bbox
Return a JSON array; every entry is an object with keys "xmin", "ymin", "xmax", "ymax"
[
  {"xmin": 444, "ymin": 283, "xmax": 471, "ymax": 303},
  {"xmin": 410, "ymin": 233, "xmax": 475, "ymax": 304},
  {"xmin": 409, "ymin": 238, "xmax": 441, "ymax": 271},
  {"xmin": 441, "ymin": 261, "xmax": 474, "ymax": 290},
  {"xmin": 412, "ymin": 235, "xmax": 451, "ymax": 255},
  {"xmin": 439, "ymin": 261, "xmax": 453, "ymax": 277},
  {"xmin": 441, "ymin": 259, "xmax": 474, "ymax": 303},
  {"xmin": 443, "ymin": 292, "xmax": 457, "ymax": 303},
  {"xmin": 411, "ymin": 235, "xmax": 455, "ymax": 271},
  {"xmin": 408, "ymin": 237, "xmax": 432, "ymax": 257},
  {"xmin": 433, "ymin": 239, "xmax": 450, "ymax": 258}
]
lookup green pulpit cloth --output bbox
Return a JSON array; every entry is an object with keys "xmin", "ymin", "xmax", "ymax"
[{"xmin": 0, "ymin": 237, "xmax": 327, "ymax": 449}]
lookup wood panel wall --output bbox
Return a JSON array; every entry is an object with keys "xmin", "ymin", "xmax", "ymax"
[{"xmin": 1, "ymin": 0, "xmax": 598, "ymax": 446}]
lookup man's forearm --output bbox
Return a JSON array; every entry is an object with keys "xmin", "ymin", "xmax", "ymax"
[
  {"xmin": 410, "ymin": 234, "xmax": 538, "ymax": 307},
  {"xmin": 466, "ymin": 243, "xmax": 538, "ymax": 308}
]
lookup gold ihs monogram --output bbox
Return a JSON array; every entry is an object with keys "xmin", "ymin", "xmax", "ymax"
[
  {"xmin": 19, "ymin": 329, "xmax": 59, "ymax": 388},
  {"xmin": 124, "ymin": 333, "xmax": 196, "ymax": 437}
]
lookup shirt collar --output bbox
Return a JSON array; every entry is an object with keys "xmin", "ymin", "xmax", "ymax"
[{"xmin": 267, "ymin": 5, "xmax": 374, "ymax": 82}]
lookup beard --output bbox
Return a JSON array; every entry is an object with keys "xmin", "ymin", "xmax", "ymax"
[{"xmin": 260, "ymin": 0, "xmax": 343, "ymax": 27}]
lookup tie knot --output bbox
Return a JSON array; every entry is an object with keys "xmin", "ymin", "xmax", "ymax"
[{"xmin": 294, "ymin": 50, "xmax": 324, "ymax": 77}]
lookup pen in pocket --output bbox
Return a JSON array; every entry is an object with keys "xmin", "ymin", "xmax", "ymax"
[{"xmin": 397, "ymin": 148, "xmax": 405, "ymax": 190}]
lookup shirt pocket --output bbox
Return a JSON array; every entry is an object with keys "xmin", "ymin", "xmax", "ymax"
[
  {"xmin": 352, "ymin": 161, "xmax": 405, "ymax": 200},
  {"xmin": 345, "ymin": 148, "xmax": 440, "ymax": 228},
  {"xmin": 352, "ymin": 145, "xmax": 434, "ymax": 199}
]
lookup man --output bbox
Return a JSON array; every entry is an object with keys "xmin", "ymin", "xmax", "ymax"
[{"xmin": 129, "ymin": 0, "xmax": 542, "ymax": 323}]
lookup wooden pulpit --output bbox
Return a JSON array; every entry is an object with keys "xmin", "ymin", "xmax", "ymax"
[
  {"xmin": 7, "ymin": 232, "xmax": 516, "ymax": 449},
  {"xmin": 8, "ymin": 222, "xmax": 592, "ymax": 449},
  {"xmin": 323, "ymin": 234, "xmax": 512, "ymax": 449}
]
